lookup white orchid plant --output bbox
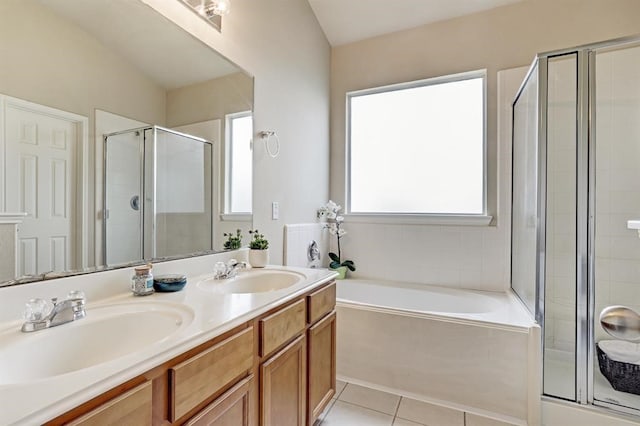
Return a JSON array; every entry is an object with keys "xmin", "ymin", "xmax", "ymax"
[{"xmin": 317, "ymin": 200, "xmax": 356, "ymax": 272}]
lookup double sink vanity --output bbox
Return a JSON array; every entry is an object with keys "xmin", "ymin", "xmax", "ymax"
[{"xmin": 0, "ymin": 256, "xmax": 337, "ymax": 426}]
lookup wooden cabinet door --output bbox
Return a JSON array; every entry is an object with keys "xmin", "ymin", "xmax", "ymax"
[
  {"xmin": 260, "ymin": 334, "xmax": 306, "ymax": 426},
  {"xmin": 307, "ymin": 311, "xmax": 336, "ymax": 425},
  {"xmin": 185, "ymin": 375, "xmax": 254, "ymax": 426}
]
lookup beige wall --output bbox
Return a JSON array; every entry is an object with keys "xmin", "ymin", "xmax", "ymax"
[
  {"xmin": 330, "ymin": 0, "xmax": 640, "ymax": 287},
  {"xmin": 0, "ymin": 0, "xmax": 166, "ymax": 127},
  {"xmin": 143, "ymin": 0, "xmax": 331, "ymax": 264},
  {"xmin": 166, "ymin": 72, "xmax": 252, "ymax": 127}
]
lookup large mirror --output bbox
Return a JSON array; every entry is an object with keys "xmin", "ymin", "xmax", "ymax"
[{"xmin": 0, "ymin": 0, "xmax": 254, "ymax": 285}]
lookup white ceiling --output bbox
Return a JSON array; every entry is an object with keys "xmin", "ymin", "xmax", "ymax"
[
  {"xmin": 308, "ymin": 0, "xmax": 524, "ymax": 46},
  {"xmin": 39, "ymin": 0, "xmax": 240, "ymax": 89}
]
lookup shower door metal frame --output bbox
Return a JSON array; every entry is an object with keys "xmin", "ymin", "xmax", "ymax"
[
  {"xmin": 533, "ymin": 45, "xmax": 601, "ymax": 407},
  {"xmin": 527, "ymin": 35, "xmax": 640, "ymax": 416}
]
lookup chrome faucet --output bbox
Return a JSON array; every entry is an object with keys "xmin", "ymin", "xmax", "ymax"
[
  {"xmin": 21, "ymin": 291, "xmax": 86, "ymax": 332},
  {"xmin": 213, "ymin": 259, "xmax": 247, "ymax": 279}
]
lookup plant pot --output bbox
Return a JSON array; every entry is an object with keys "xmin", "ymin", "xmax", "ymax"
[
  {"xmin": 331, "ymin": 265, "xmax": 348, "ymax": 280},
  {"xmin": 249, "ymin": 249, "xmax": 269, "ymax": 268}
]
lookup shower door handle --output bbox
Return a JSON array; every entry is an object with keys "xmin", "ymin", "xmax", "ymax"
[
  {"xmin": 600, "ymin": 305, "xmax": 640, "ymax": 341},
  {"xmin": 130, "ymin": 195, "xmax": 140, "ymax": 211}
]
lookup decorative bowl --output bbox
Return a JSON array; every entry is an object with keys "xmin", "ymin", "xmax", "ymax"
[{"xmin": 153, "ymin": 274, "xmax": 187, "ymax": 292}]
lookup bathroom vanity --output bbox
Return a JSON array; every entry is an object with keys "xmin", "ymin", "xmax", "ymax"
[{"xmin": 0, "ymin": 259, "xmax": 336, "ymax": 426}]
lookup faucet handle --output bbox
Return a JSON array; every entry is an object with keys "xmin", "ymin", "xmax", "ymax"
[
  {"xmin": 23, "ymin": 298, "xmax": 53, "ymax": 322},
  {"xmin": 214, "ymin": 261, "xmax": 227, "ymax": 278},
  {"xmin": 67, "ymin": 290, "xmax": 85, "ymax": 301}
]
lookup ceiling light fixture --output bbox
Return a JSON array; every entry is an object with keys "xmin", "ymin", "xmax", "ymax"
[
  {"xmin": 180, "ymin": 0, "xmax": 231, "ymax": 31},
  {"xmin": 198, "ymin": 0, "xmax": 231, "ymax": 18}
]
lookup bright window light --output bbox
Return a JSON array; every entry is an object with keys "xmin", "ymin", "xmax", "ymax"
[
  {"xmin": 226, "ymin": 111, "xmax": 252, "ymax": 213},
  {"xmin": 348, "ymin": 71, "xmax": 485, "ymax": 215}
]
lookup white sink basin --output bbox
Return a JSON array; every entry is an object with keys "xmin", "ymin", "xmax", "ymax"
[
  {"xmin": 197, "ymin": 270, "xmax": 306, "ymax": 294},
  {"xmin": 0, "ymin": 301, "xmax": 194, "ymax": 385}
]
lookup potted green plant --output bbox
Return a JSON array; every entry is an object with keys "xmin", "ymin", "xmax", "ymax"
[
  {"xmin": 223, "ymin": 229, "xmax": 243, "ymax": 250},
  {"xmin": 248, "ymin": 229, "xmax": 269, "ymax": 268},
  {"xmin": 318, "ymin": 200, "xmax": 356, "ymax": 279}
]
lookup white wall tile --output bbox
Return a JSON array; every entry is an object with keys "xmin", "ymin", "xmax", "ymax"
[{"xmin": 283, "ymin": 223, "xmax": 328, "ymax": 268}]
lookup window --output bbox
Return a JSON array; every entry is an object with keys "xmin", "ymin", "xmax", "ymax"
[
  {"xmin": 225, "ymin": 111, "xmax": 253, "ymax": 214},
  {"xmin": 347, "ymin": 70, "xmax": 486, "ymax": 219}
]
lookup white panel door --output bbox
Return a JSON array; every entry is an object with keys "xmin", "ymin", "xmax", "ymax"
[{"xmin": 5, "ymin": 106, "xmax": 76, "ymax": 275}]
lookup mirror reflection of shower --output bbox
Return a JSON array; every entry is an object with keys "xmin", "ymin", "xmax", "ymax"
[{"xmin": 103, "ymin": 126, "xmax": 213, "ymax": 266}]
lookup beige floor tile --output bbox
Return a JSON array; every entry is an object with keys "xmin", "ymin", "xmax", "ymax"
[
  {"xmin": 321, "ymin": 400, "xmax": 394, "ymax": 426},
  {"xmin": 393, "ymin": 417, "xmax": 425, "ymax": 426},
  {"xmin": 338, "ymin": 383, "xmax": 401, "ymax": 415},
  {"xmin": 396, "ymin": 397, "xmax": 464, "ymax": 426},
  {"xmin": 465, "ymin": 413, "xmax": 516, "ymax": 426}
]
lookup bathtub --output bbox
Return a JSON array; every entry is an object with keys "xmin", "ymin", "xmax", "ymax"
[{"xmin": 336, "ymin": 279, "xmax": 540, "ymax": 425}]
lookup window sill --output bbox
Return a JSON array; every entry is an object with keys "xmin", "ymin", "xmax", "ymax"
[
  {"xmin": 344, "ymin": 214, "xmax": 493, "ymax": 226},
  {"xmin": 220, "ymin": 213, "xmax": 252, "ymax": 222}
]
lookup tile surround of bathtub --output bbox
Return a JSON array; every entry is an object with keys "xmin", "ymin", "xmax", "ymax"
[
  {"xmin": 340, "ymin": 222, "xmax": 509, "ymax": 290},
  {"xmin": 284, "ymin": 223, "xmax": 329, "ymax": 268},
  {"xmin": 336, "ymin": 305, "xmax": 532, "ymax": 421}
]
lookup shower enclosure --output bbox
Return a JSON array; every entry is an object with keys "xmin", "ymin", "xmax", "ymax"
[
  {"xmin": 512, "ymin": 36, "xmax": 640, "ymax": 416},
  {"xmin": 103, "ymin": 126, "xmax": 212, "ymax": 266}
]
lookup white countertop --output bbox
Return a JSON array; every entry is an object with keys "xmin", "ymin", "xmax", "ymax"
[{"xmin": 0, "ymin": 261, "xmax": 335, "ymax": 425}]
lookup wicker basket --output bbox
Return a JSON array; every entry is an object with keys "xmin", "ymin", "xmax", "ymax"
[{"xmin": 596, "ymin": 342, "xmax": 640, "ymax": 395}]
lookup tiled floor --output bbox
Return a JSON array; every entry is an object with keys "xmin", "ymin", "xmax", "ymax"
[{"xmin": 315, "ymin": 381, "xmax": 514, "ymax": 426}]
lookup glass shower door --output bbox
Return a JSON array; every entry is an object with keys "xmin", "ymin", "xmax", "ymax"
[
  {"xmin": 104, "ymin": 130, "xmax": 144, "ymax": 265},
  {"xmin": 512, "ymin": 64, "xmax": 539, "ymax": 314},
  {"xmin": 544, "ymin": 53, "xmax": 578, "ymax": 401},
  {"xmin": 151, "ymin": 127, "xmax": 213, "ymax": 258},
  {"xmin": 593, "ymin": 42, "xmax": 640, "ymax": 412}
]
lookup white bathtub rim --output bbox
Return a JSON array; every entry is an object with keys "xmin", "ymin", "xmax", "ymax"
[
  {"xmin": 336, "ymin": 300, "xmax": 531, "ymax": 332},
  {"xmin": 338, "ymin": 279, "xmax": 500, "ymax": 314},
  {"xmin": 336, "ymin": 279, "xmax": 536, "ymax": 332},
  {"xmin": 337, "ymin": 374, "xmax": 528, "ymax": 426}
]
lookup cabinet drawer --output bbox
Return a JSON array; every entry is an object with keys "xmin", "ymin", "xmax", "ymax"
[
  {"xmin": 307, "ymin": 282, "xmax": 336, "ymax": 324},
  {"xmin": 170, "ymin": 327, "xmax": 254, "ymax": 422},
  {"xmin": 185, "ymin": 375, "xmax": 253, "ymax": 426},
  {"xmin": 67, "ymin": 381, "xmax": 152, "ymax": 426},
  {"xmin": 260, "ymin": 299, "xmax": 306, "ymax": 358}
]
